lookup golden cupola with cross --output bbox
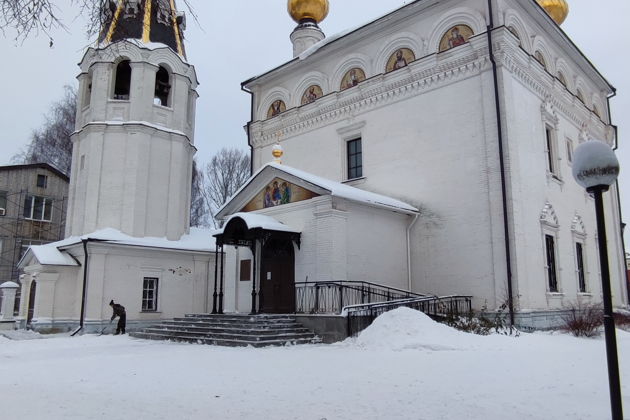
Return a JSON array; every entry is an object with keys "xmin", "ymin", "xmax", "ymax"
[
  {"xmin": 288, "ymin": 0, "xmax": 330, "ymax": 57},
  {"xmin": 536, "ymin": 0, "xmax": 569, "ymax": 25}
]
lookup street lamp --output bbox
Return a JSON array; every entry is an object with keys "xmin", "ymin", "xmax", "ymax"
[{"xmin": 572, "ymin": 139, "xmax": 623, "ymax": 420}]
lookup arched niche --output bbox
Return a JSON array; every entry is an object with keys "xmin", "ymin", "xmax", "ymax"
[{"xmin": 438, "ymin": 25, "xmax": 474, "ymax": 52}]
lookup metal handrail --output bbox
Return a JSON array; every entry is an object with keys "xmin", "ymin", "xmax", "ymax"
[
  {"xmin": 343, "ymin": 295, "xmax": 473, "ymax": 337},
  {"xmin": 294, "ymin": 280, "xmax": 434, "ymax": 315}
]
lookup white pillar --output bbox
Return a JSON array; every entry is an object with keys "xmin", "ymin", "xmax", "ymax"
[{"xmin": 0, "ymin": 282, "xmax": 19, "ymax": 330}]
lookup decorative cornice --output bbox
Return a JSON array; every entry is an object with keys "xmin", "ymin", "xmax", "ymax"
[
  {"xmin": 250, "ymin": 36, "xmax": 613, "ymax": 149},
  {"xmin": 251, "ymin": 49, "xmax": 490, "ymax": 148}
]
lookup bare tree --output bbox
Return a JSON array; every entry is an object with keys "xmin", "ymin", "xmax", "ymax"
[
  {"xmin": 204, "ymin": 148, "xmax": 250, "ymax": 226},
  {"xmin": 189, "ymin": 158, "xmax": 208, "ymax": 227},
  {"xmin": 1, "ymin": 0, "xmax": 198, "ymax": 43},
  {"xmin": 12, "ymin": 85, "xmax": 76, "ymax": 175}
]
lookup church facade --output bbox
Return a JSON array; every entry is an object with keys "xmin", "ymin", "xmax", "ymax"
[
  {"xmin": 11, "ymin": 0, "xmax": 628, "ymax": 334},
  {"xmin": 217, "ymin": 0, "xmax": 627, "ymax": 328}
]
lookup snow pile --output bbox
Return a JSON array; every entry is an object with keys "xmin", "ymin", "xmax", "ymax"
[{"xmin": 353, "ymin": 307, "xmax": 489, "ymax": 351}]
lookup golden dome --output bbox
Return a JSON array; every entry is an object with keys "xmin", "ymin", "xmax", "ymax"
[
  {"xmin": 288, "ymin": 0, "xmax": 329, "ymax": 24},
  {"xmin": 536, "ymin": 0, "xmax": 569, "ymax": 25},
  {"xmin": 272, "ymin": 143, "xmax": 284, "ymax": 163}
]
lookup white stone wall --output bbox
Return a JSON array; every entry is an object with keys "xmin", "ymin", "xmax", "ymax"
[
  {"xmin": 242, "ymin": 0, "xmax": 626, "ymax": 311},
  {"xmin": 21, "ymin": 243, "xmax": 216, "ymax": 330},
  {"xmin": 67, "ymin": 41, "xmax": 198, "ymax": 240},
  {"xmin": 224, "ymin": 196, "xmax": 412, "ymax": 312}
]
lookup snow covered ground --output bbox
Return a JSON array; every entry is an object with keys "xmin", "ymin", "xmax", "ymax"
[{"xmin": 1, "ymin": 308, "xmax": 629, "ymax": 420}]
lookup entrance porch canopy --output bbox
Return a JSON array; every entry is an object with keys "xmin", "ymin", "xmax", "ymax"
[
  {"xmin": 212, "ymin": 213, "xmax": 301, "ymax": 315},
  {"xmin": 213, "ymin": 212, "xmax": 301, "ymax": 248}
]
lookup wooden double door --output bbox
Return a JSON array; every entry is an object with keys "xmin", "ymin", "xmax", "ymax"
[{"xmin": 259, "ymin": 239, "xmax": 295, "ymax": 314}]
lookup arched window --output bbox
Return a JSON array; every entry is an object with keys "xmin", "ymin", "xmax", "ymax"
[
  {"xmin": 301, "ymin": 85, "xmax": 322, "ymax": 105},
  {"xmin": 534, "ymin": 51, "xmax": 547, "ymax": 70},
  {"xmin": 576, "ymin": 89, "xmax": 586, "ymax": 104},
  {"xmin": 154, "ymin": 66, "xmax": 171, "ymax": 107},
  {"xmin": 557, "ymin": 71, "xmax": 567, "ymax": 87},
  {"xmin": 439, "ymin": 25, "xmax": 474, "ymax": 52},
  {"xmin": 113, "ymin": 60, "xmax": 131, "ymax": 100},
  {"xmin": 83, "ymin": 72, "xmax": 93, "ymax": 108},
  {"xmin": 508, "ymin": 26, "xmax": 521, "ymax": 45},
  {"xmin": 385, "ymin": 48, "xmax": 415, "ymax": 73},
  {"xmin": 267, "ymin": 100, "xmax": 286, "ymax": 119},
  {"xmin": 340, "ymin": 68, "xmax": 366, "ymax": 91}
]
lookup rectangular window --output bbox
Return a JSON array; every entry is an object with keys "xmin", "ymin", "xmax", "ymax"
[
  {"xmin": 36, "ymin": 174, "xmax": 48, "ymax": 188},
  {"xmin": 0, "ymin": 191, "xmax": 6, "ymax": 216},
  {"xmin": 347, "ymin": 138, "xmax": 363, "ymax": 180},
  {"xmin": 545, "ymin": 234, "xmax": 558, "ymax": 292},
  {"xmin": 142, "ymin": 277, "xmax": 159, "ymax": 312},
  {"xmin": 545, "ymin": 126, "xmax": 556, "ymax": 174},
  {"xmin": 576, "ymin": 242, "xmax": 586, "ymax": 293},
  {"xmin": 23, "ymin": 196, "xmax": 53, "ymax": 221},
  {"xmin": 566, "ymin": 139, "xmax": 574, "ymax": 164},
  {"xmin": 240, "ymin": 259, "xmax": 251, "ymax": 281}
]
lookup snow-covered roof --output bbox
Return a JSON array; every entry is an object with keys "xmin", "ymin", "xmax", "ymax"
[
  {"xmin": 215, "ymin": 212, "xmax": 300, "ymax": 236},
  {"xmin": 218, "ymin": 162, "xmax": 418, "ymax": 217},
  {"xmin": 28, "ymin": 246, "xmax": 79, "ymax": 267},
  {"xmin": 19, "ymin": 228, "xmax": 217, "ymax": 268}
]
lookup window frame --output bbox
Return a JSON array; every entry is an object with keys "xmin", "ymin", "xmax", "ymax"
[
  {"xmin": 575, "ymin": 241, "xmax": 587, "ymax": 293},
  {"xmin": 346, "ymin": 137, "xmax": 363, "ymax": 181},
  {"xmin": 112, "ymin": 59, "xmax": 132, "ymax": 101},
  {"xmin": 0, "ymin": 191, "xmax": 6, "ymax": 216},
  {"xmin": 23, "ymin": 195, "xmax": 53, "ymax": 222},
  {"xmin": 544, "ymin": 234, "xmax": 559, "ymax": 293},
  {"xmin": 566, "ymin": 138, "xmax": 574, "ymax": 166},
  {"xmin": 141, "ymin": 277, "xmax": 159, "ymax": 312},
  {"xmin": 36, "ymin": 174, "xmax": 48, "ymax": 189}
]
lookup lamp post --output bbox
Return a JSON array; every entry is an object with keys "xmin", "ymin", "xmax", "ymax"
[{"xmin": 572, "ymin": 140, "xmax": 623, "ymax": 420}]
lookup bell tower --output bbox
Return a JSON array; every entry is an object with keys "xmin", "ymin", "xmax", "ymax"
[{"xmin": 66, "ymin": 0, "xmax": 199, "ymax": 241}]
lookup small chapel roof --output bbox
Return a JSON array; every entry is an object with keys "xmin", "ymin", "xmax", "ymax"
[
  {"xmin": 217, "ymin": 162, "xmax": 418, "ymax": 218},
  {"xmin": 19, "ymin": 227, "xmax": 217, "ymax": 268}
]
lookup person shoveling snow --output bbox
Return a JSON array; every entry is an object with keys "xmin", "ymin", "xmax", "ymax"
[{"xmin": 109, "ymin": 300, "xmax": 126, "ymax": 335}]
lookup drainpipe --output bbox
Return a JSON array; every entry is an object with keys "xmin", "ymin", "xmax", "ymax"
[
  {"xmin": 607, "ymin": 90, "xmax": 629, "ymax": 304},
  {"xmin": 406, "ymin": 213, "xmax": 419, "ymax": 291},
  {"xmin": 487, "ymin": 0, "xmax": 515, "ymax": 327},
  {"xmin": 241, "ymin": 84, "xmax": 255, "ymax": 175},
  {"xmin": 71, "ymin": 239, "xmax": 90, "ymax": 336}
]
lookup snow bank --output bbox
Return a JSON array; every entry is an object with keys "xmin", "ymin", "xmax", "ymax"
[
  {"xmin": 0, "ymin": 329, "xmax": 47, "ymax": 340},
  {"xmin": 352, "ymin": 307, "xmax": 496, "ymax": 351}
]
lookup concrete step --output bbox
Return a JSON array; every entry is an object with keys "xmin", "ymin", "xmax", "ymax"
[
  {"xmin": 131, "ymin": 331, "xmax": 322, "ymax": 348},
  {"xmin": 157, "ymin": 323, "xmax": 311, "ymax": 335},
  {"xmin": 130, "ymin": 313, "xmax": 321, "ymax": 348}
]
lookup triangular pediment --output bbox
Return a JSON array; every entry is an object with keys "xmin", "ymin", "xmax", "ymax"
[
  {"xmin": 217, "ymin": 165, "xmax": 329, "ymax": 219},
  {"xmin": 241, "ymin": 177, "xmax": 320, "ymax": 212}
]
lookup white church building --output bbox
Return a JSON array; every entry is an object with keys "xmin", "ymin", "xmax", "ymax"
[{"xmin": 12, "ymin": 0, "xmax": 628, "ymax": 334}]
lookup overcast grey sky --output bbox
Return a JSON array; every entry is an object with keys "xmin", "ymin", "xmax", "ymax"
[{"xmin": 1, "ymin": 0, "xmax": 628, "ymax": 227}]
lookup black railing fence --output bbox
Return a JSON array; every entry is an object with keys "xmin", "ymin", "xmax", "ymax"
[
  {"xmin": 295, "ymin": 281, "xmax": 429, "ymax": 314},
  {"xmin": 344, "ymin": 295, "xmax": 473, "ymax": 337}
]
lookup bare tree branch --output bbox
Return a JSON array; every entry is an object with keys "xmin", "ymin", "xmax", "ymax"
[
  {"xmin": 1, "ymin": 0, "xmax": 199, "ymax": 43},
  {"xmin": 204, "ymin": 148, "xmax": 250, "ymax": 227}
]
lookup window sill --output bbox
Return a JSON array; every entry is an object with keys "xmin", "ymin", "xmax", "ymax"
[
  {"xmin": 152, "ymin": 103, "xmax": 173, "ymax": 111},
  {"xmin": 141, "ymin": 310, "xmax": 161, "ymax": 314},
  {"xmin": 546, "ymin": 292, "xmax": 564, "ymax": 298},
  {"xmin": 577, "ymin": 293, "xmax": 593, "ymax": 297},
  {"xmin": 24, "ymin": 218, "xmax": 52, "ymax": 223},
  {"xmin": 343, "ymin": 176, "xmax": 366, "ymax": 186},
  {"xmin": 109, "ymin": 98, "xmax": 130, "ymax": 103}
]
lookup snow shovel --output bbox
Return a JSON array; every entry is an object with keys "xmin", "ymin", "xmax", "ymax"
[{"xmin": 98, "ymin": 320, "xmax": 113, "ymax": 336}]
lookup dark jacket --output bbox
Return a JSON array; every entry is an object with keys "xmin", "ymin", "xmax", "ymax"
[{"xmin": 111, "ymin": 303, "xmax": 126, "ymax": 320}]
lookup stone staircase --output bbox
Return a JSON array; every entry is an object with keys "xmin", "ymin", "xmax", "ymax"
[{"xmin": 130, "ymin": 314, "xmax": 322, "ymax": 347}]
